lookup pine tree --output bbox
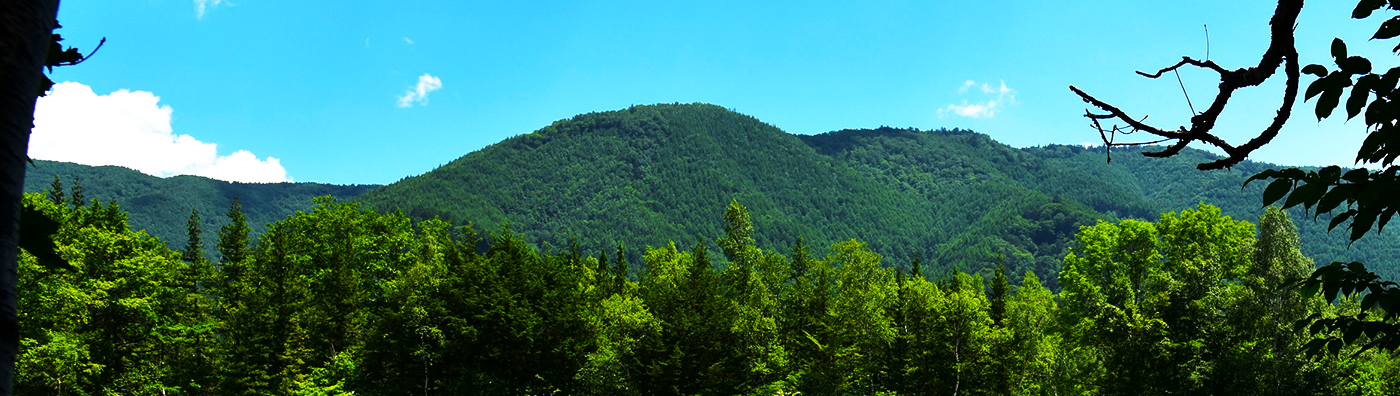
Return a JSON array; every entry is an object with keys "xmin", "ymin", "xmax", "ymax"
[
  {"xmin": 70, "ymin": 175, "xmax": 84, "ymax": 206},
  {"xmin": 217, "ymin": 197, "xmax": 251, "ymax": 266},
  {"xmin": 910, "ymin": 253, "xmax": 923, "ymax": 281},
  {"xmin": 614, "ymin": 242, "xmax": 629, "ymax": 287},
  {"xmin": 46, "ymin": 175, "xmax": 63, "ymax": 205},
  {"xmin": 183, "ymin": 208, "xmax": 204, "ymax": 264},
  {"xmin": 989, "ymin": 258, "xmax": 1009, "ymax": 327},
  {"xmin": 597, "ymin": 250, "xmax": 612, "ymax": 292}
]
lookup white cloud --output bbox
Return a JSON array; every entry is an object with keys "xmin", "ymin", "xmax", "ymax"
[
  {"xmin": 396, "ymin": 74, "xmax": 442, "ymax": 108},
  {"xmin": 939, "ymin": 80, "xmax": 1017, "ymax": 119},
  {"xmin": 30, "ymin": 82, "xmax": 290, "ymax": 183},
  {"xmin": 194, "ymin": 0, "xmax": 227, "ymax": 19},
  {"xmin": 403, "ymin": 37, "xmax": 415, "ymax": 44},
  {"xmin": 957, "ymin": 80, "xmax": 976, "ymax": 94}
]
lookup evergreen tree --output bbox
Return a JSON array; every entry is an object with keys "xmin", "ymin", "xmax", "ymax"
[
  {"xmin": 182, "ymin": 208, "xmax": 204, "ymax": 264},
  {"xmin": 46, "ymin": 175, "xmax": 62, "ymax": 205},
  {"xmin": 910, "ymin": 253, "xmax": 923, "ymax": 281},
  {"xmin": 989, "ymin": 259, "xmax": 1009, "ymax": 326},
  {"xmin": 614, "ymin": 242, "xmax": 628, "ymax": 288},
  {"xmin": 217, "ymin": 197, "xmax": 251, "ymax": 266},
  {"xmin": 69, "ymin": 175, "xmax": 83, "ymax": 206}
]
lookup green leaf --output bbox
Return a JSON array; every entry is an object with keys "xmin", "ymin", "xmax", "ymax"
[
  {"xmin": 1303, "ymin": 64, "xmax": 1330, "ymax": 77},
  {"xmin": 1303, "ymin": 338, "xmax": 1327, "ymax": 355},
  {"xmin": 1320, "ymin": 166, "xmax": 1343, "ymax": 183},
  {"xmin": 1347, "ymin": 261, "xmax": 1370, "ymax": 273},
  {"xmin": 1345, "ymin": 326, "xmax": 1364, "ymax": 344},
  {"xmin": 1362, "ymin": 292, "xmax": 1379, "ymax": 310},
  {"xmin": 1333, "ymin": 38, "xmax": 1349, "ymax": 60},
  {"xmin": 1342, "ymin": 168, "xmax": 1371, "ymax": 183},
  {"xmin": 1293, "ymin": 319, "xmax": 1309, "ymax": 333},
  {"xmin": 1380, "ymin": 207, "xmax": 1398, "ymax": 232},
  {"xmin": 1340, "ymin": 56, "xmax": 1373, "ymax": 75},
  {"xmin": 1263, "ymin": 179, "xmax": 1293, "ymax": 206},
  {"xmin": 18, "ymin": 204, "xmax": 71, "ymax": 271},
  {"xmin": 1284, "ymin": 182, "xmax": 1324, "ymax": 209},
  {"xmin": 1316, "ymin": 188, "xmax": 1349, "ymax": 215},
  {"xmin": 1281, "ymin": 168, "xmax": 1308, "ymax": 180},
  {"xmin": 1347, "ymin": 77, "xmax": 1374, "ymax": 120},
  {"xmin": 1356, "ymin": 0, "xmax": 1387, "ymax": 18},
  {"xmin": 1366, "ymin": 98, "xmax": 1388, "ymax": 125},
  {"xmin": 1375, "ymin": 16, "xmax": 1400, "ymax": 39},
  {"xmin": 1318, "ymin": 86, "xmax": 1344, "ymax": 120},
  {"xmin": 1330, "ymin": 210, "xmax": 1355, "ymax": 231},
  {"xmin": 1306, "ymin": 78, "xmax": 1329, "ymax": 100},
  {"xmin": 1351, "ymin": 209, "xmax": 1378, "ymax": 241},
  {"xmin": 1302, "ymin": 280, "xmax": 1323, "ymax": 300},
  {"xmin": 1245, "ymin": 169, "xmax": 1279, "ymax": 186}
]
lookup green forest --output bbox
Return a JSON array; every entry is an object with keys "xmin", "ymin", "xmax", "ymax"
[
  {"xmin": 31, "ymin": 105, "xmax": 1400, "ymax": 287},
  {"xmin": 16, "ymin": 182, "xmax": 1400, "ymax": 395}
]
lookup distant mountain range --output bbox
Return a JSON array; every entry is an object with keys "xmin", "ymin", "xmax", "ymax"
[{"xmin": 28, "ymin": 103, "xmax": 1400, "ymax": 284}]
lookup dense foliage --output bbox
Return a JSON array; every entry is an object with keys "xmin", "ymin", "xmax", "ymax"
[
  {"xmin": 16, "ymin": 190, "xmax": 1399, "ymax": 395},
  {"xmin": 22, "ymin": 160, "xmax": 379, "ymax": 258}
]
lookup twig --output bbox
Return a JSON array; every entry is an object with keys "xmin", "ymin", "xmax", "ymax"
[
  {"xmin": 1070, "ymin": 0, "xmax": 1303, "ymax": 170},
  {"xmin": 1174, "ymin": 69, "xmax": 1198, "ymax": 115}
]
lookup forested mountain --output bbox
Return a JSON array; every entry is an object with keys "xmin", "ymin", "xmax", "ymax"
[
  {"xmin": 802, "ymin": 128, "xmax": 1400, "ymax": 281},
  {"xmin": 1026, "ymin": 144, "xmax": 1400, "ymax": 279},
  {"xmin": 355, "ymin": 103, "xmax": 1400, "ymax": 284},
  {"xmin": 21, "ymin": 103, "xmax": 1400, "ymax": 394},
  {"xmin": 21, "ymin": 160, "xmax": 379, "ymax": 255},
  {"xmin": 33, "ymin": 103, "xmax": 1400, "ymax": 283},
  {"xmin": 352, "ymin": 104, "xmax": 943, "ymax": 272}
]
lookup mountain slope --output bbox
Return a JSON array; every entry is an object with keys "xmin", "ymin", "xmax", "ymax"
[
  {"xmin": 41, "ymin": 103, "xmax": 1397, "ymax": 284},
  {"xmin": 23, "ymin": 160, "xmax": 379, "ymax": 254},
  {"xmin": 355, "ymin": 103, "xmax": 944, "ymax": 262},
  {"xmin": 803, "ymin": 127, "xmax": 1400, "ymax": 280},
  {"xmin": 1026, "ymin": 144, "xmax": 1400, "ymax": 279}
]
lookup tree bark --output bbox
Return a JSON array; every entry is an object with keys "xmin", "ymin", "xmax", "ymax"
[{"xmin": 0, "ymin": 0, "xmax": 62, "ymax": 394}]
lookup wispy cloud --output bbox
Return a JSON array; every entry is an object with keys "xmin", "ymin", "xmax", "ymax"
[
  {"xmin": 403, "ymin": 37, "xmax": 415, "ymax": 44},
  {"xmin": 397, "ymin": 74, "xmax": 443, "ymax": 108},
  {"xmin": 939, "ymin": 80, "xmax": 1017, "ymax": 119},
  {"xmin": 194, "ymin": 0, "xmax": 227, "ymax": 19},
  {"xmin": 31, "ymin": 82, "xmax": 290, "ymax": 183}
]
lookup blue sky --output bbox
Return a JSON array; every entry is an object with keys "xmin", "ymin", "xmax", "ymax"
[{"xmin": 33, "ymin": 0, "xmax": 1389, "ymax": 185}]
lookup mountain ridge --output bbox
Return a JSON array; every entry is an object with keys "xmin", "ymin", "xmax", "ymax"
[{"xmin": 30, "ymin": 103, "xmax": 1399, "ymax": 283}]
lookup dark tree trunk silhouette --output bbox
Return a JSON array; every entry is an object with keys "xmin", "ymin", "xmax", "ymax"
[{"xmin": 0, "ymin": 0, "xmax": 62, "ymax": 394}]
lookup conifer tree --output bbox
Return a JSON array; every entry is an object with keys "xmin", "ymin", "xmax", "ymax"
[
  {"xmin": 182, "ymin": 208, "xmax": 204, "ymax": 264},
  {"xmin": 989, "ymin": 259, "xmax": 1009, "ymax": 326},
  {"xmin": 910, "ymin": 253, "xmax": 923, "ymax": 281},
  {"xmin": 45, "ymin": 175, "xmax": 61, "ymax": 205},
  {"xmin": 217, "ymin": 197, "xmax": 251, "ymax": 266},
  {"xmin": 614, "ymin": 242, "xmax": 628, "ymax": 288},
  {"xmin": 69, "ymin": 175, "xmax": 83, "ymax": 206}
]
